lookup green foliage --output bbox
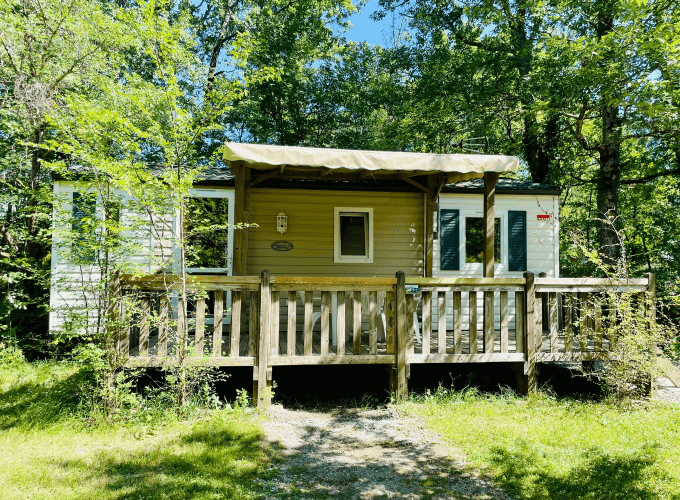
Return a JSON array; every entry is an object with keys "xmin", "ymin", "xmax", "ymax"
[
  {"xmin": 0, "ymin": 361, "xmax": 272, "ymax": 499},
  {"xmin": 409, "ymin": 393, "xmax": 680, "ymax": 500}
]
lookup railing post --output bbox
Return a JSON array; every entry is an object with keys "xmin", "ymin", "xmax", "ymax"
[
  {"xmin": 256, "ymin": 270, "xmax": 272, "ymax": 408},
  {"xmin": 394, "ymin": 271, "xmax": 408, "ymax": 399},
  {"xmin": 517, "ymin": 271, "xmax": 537, "ymax": 394},
  {"xmin": 644, "ymin": 272, "xmax": 657, "ymax": 398}
]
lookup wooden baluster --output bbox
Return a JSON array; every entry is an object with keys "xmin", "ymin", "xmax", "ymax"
[
  {"xmin": 287, "ymin": 291, "xmax": 296, "ymax": 356},
  {"xmin": 157, "ymin": 293, "xmax": 169, "ymax": 357},
  {"xmin": 535, "ymin": 292, "xmax": 543, "ymax": 353},
  {"xmin": 422, "ymin": 291, "xmax": 431, "ymax": 355},
  {"xmin": 564, "ymin": 293, "xmax": 573, "ymax": 352},
  {"xmin": 515, "ymin": 291, "xmax": 525, "ymax": 354},
  {"xmin": 385, "ymin": 291, "xmax": 395, "ymax": 355},
  {"xmin": 550, "ymin": 292, "xmax": 558, "ymax": 353},
  {"xmin": 248, "ymin": 291, "xmax": 259, "ymax": 357},
  {"xmin": 321, "ymin": 291, "xmax": 331, "ymax": 356},
  {"xmin": 368, "ymin": 291, "xmax": 378, "ymax": 355},
  {"xmin": 271, "ymin": 291, "xmax": 280, "ymax": 356},
  {"xmin": 484, "ymin": 290, "xmax": 494, "ymax": 353},
  {"xmin": 500, "ymin": 291, "xmax": 509, "ymax": 353},
  {"xmin": 578, "ymin": 292, "xmax": 588, "ymax": 352},
  {"xmin": 353, "ymin": 291, "xmax": 362, "ymax": 355},
  {"xmin": 608, "ymin": 293, "xmax": 618, "ymax": 351},
  {"xmin": 213, "ymin": 291, "xmax": 224, "ymax": 357},
  {"xmin": 337, "ymin": 291, "xmax": 346, "ymax": 355},
  {"xmin": 119, "ymin": 296, "xmax": 130, "ymax": 359},
  {"xmin": 469, "ymin": 291, "xmax": 477, "ymax": 354},
  {"xmin": 594, "ymin": 295, "xmax": 603, "ymax": 351},
  {"xmin": 304, "ymin": 290, "xmax": 313, "ymax": 356},
  {"xmin": 194, "ymin": 296, "xmax": 204, "ymax": 357},
  {"xmin": 406, "ymin": 294, "xmax": 415, "ymax": 356},
  {"xmin": 139, "ymin": 295, "xmax": 150, "ymax": 357},
  {"xmin": 230, "ymin": 291, "xmax": 241, "ymax": 357},
  {"xmin": 453, "ymin": 291, "xmax": 462, "ymax": 354},
  {"xmin": 438, "ymin": 291, "xmax": 446, "ymax": 354}
]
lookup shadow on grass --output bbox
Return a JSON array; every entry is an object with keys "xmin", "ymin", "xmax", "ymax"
[
  {"xmin": 486, "ymin": 444, "xmax": 674, "ymax": 500},
  {"xmin": 0, "ymin": 364, "xmax": 89, "ymax": 430},
  {"xmin": 60, "ymin": 417, "xmax": 271, "ymax": 500}
]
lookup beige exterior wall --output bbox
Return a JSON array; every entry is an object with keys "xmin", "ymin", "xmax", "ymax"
[{"xmin": 247, "ymin": 188, "xmax": 424, "ymax": 277}]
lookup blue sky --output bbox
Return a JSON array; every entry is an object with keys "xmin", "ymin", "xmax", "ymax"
[{"xmin": 343, "ymin": 0, "xmax": 392, "ymax": 46}]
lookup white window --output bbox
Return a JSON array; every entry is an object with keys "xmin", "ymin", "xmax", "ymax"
[{"xmin": 334, "ymin": 207, "xmax": 374, "ymax": 263}]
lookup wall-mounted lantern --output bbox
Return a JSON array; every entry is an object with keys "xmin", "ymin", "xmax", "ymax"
[{"xmin": 276, "ymin": 210, "xmax": 288, "ymax": 235}]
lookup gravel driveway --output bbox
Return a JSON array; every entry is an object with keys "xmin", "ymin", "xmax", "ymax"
[{"xmin": 258, "ymin": 404, "xmax": 513, "ymax": 500}]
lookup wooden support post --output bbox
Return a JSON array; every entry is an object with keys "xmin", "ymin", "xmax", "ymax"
[
  {"xmin": 395, "ymin": 271, "xmax": 408, "ymax": 399},
  {"xmin": 256, "ymin": 270, "xmax": 272, "ymax": 408},
  {"xmin": 230, "ymin": 291, "xmax": 242, "ymax": 357},
  {"xmin": 194, "ymin": 296, "xmax": 204, "ymax": 356},
  {"xmin": 232, "ymin": 163, "xmax": 245, "ymax": 276},
  {"xmin": 425, "ymin": 176, "xmax": 437, "ymax": 278},
  {"xmin": 483, "ymin": 172, "xmax": 497, "ymax": 356},
  {"xmin": 519, "ymin": 272, "xmax": 537, "ymax": 394},
  {"xmin": 139, "ymin": 295, "xmax": 150, "ymax": 357}
]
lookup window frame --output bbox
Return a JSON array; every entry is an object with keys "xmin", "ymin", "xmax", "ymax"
[
  {"xmin": 333, "ymin": 207, "xmax": 374, "ymax": 264},
  {"xmin": 181, "ymin": 188, "xmax": 235, "ymax": 275},
  {"xmin": 439, "ymin": 209, "xmax": 509, "ymax": 273}
]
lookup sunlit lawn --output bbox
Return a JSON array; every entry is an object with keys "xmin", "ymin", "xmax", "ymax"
[
  {"xmin": 0, "ymin": 362, "xmax": 273, "ymax": 500},
  {"xmin": 408, "ymin": 390, "xmax": 680, "ymax": 500}
]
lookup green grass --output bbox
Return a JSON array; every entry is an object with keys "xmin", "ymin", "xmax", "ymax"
[
  {"xmin": 407, "ymin": 388, "xmax": 680, "ymax": 500},
  {"xmin": 0, "ymin": 361, "xmax": 274, "ymax": 499}
]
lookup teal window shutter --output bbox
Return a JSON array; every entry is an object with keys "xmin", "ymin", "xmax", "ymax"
[
  {"xmin": 440, "ymin": 209, "xmax": 460, "ymax": 270},
  {"xmin": 508, "ymin": 211, "xmax": 527, "ymax": 271}
]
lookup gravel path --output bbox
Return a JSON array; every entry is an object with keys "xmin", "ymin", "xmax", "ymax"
[
  {"xmin": 656, "ymin": 377, "xmax": 680, "ymax": 404},
  {"xmin": 258, "ymin": 404, "xmax": 513, "ymax": 500}
]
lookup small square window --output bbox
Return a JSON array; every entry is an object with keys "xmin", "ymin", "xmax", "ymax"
[{"xmin": 334, "ymin": 207, "xmax": 373, "ymax": 263}]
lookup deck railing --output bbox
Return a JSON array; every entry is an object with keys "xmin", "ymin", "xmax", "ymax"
[{"xmin": 112, "ymin": 271, "xmax": 655, "ymax": 407}]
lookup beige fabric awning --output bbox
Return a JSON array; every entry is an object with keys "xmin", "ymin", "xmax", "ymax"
[{"xmin": 224, "ymin": 142, "xmax": 519, "ymax": 181}]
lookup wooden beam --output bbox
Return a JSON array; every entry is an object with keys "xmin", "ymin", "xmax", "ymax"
[
  {"xmin": 425, "ymin": 175, "xmax": 436, "ymax": 277},
  {"xmin": 241, "ymin": 167, "xmax": 251, "ymax": 275},
  {"xmin": 232, "ymin": 163, "xmax": 245, "ymax": 276},
  {"xmin": 248, "ymin": 168, "xmax": 280, "ymax": 188},
  {"xmin": 400, "ymin": 175, "xmax": 434, "ymax": 197},
  {"xmin": 433, "ymin": 173, "xmax": 447, "ymax": 200},
  {"xmin": 483, "ymin": 172, "xmax": 498, "ymax": 278}
]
